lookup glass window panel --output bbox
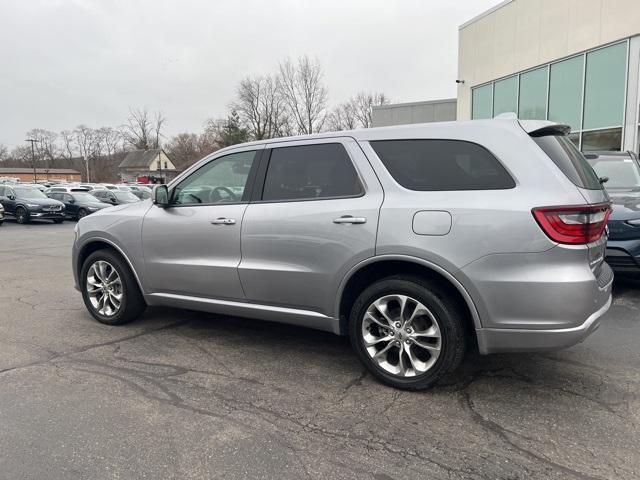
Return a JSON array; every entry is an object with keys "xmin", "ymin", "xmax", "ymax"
[
  {"xmin": 581, "ymin": 128, "xmax": 623, "ymax": 152},
  {"xmin": 472, "ymin": 85, "xmax": 493, "ymax": 119},
  {"xmin": 548, "ymin": 55, "xmax": 584, "ymax": 131},
  {"xmin": 583, "ymin": 43, "xmax": 627, "ymax": 130},
  {"xmin": 518, "ymin": 67, "xmax": 548, "ymax": 120},
  {"xmin": 493, "ymin": 76, "xmax": 518, "ymax": 116},
  {"xmin": 568, "ymin": 133, "xmax": 580, "ymax": 148}
]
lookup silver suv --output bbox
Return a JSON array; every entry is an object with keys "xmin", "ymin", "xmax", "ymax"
[{"xmin": 72, "ymin": 117, "xmax": 613, "ymax": 390}]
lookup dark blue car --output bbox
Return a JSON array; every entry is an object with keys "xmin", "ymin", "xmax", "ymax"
[{"xmin": 586, "ymin": 151, "xmax": 640, "ymax": 273}]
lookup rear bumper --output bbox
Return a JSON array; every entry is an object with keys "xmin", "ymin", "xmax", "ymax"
[
  {"xmin": 476, "ymin": 294, "xmax": 611, "ymax": 354},
  {"xmin": 458, "ymin": 247, "xmax": 613, "ymax": 354}
]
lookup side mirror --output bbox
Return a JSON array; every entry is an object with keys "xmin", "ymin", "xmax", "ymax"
[
  {"xmin": 8, "ymin": 195, "xmax": 15, "ymax": 201},
  {"xmin": 153, "ymin": 185, "xmax": 170, "ymax": 207},
  {"xmin": 68, "ymin": 198, "xmax": 75, "ymax": 204}
]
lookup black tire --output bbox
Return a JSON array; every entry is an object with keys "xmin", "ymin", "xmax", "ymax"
[
  {"xmin": 80, "ymin": 249, "xmax": 146, "ymax": 325},
  {"xmin": 15, "ymin": 207, "xmax": 29, "ymax": 224},
  {"xmin": 77, "ymin": 208, "xmax": 87, "ymax": 220},
  {"xmin": 348, "ymin": 275, "xmax": 466, "ymax": 390},
  {"xmin": 53, "ymin": 218, "xmax": 64, "ymax": 224}
]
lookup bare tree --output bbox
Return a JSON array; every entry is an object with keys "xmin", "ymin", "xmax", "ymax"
[
  {"xmin": 60, "ymin": 130, "xmax": 77, "ymax": 160},
  {"xmin": 74, "ymin": 125, "xmax": 100, "ymax": 181},
  {"xmin": 352, "ymin": 92, "xmax": 390, "ymax": 128},
  {"xmin": 25, "ymin": 129, "xmax": 58, "ymax": 168},
  {"xmin": 278, "ymin": 56, "xmax": 328, "ymax": 135},
  {"xmin": 233, "ymin": 75, "xmax": 289, "ymax": 140},
  {"xmin": 328, "ymin": 92, "xmax": 390, "ymax": 131},
  {"xmin": 122, "ymin": 107, "xmax": 165, "ymax": 150},
  {"xmin": 0, "ymin": 143, "xmax": 9, "ymax": 162},
  {"xmin": 98, "ymin": 126, "xmax": 122, "ymax": 159},
  {"xmin": 327, "ymin": 101, "xmax": 358, "ymax": 131},
  {"xmin": 165, "ymin": 132, "xmax": 201, "ymax": 168}
]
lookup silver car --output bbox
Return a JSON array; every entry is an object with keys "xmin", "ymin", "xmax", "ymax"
[{"xmin": 72, "ymin": 117, "xmax": 613, "ymax": 390}]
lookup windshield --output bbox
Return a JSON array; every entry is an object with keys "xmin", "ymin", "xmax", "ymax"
[
  {"xmin": 14, "ymin": 187, "xmax": 47, "ymax": 199},
  {"xmin": 114, "ymin": 191, "xmax": 140, "ymax": 202},
  {"xmin": 72, "ymin": 193, "xmax": 101, "ymax": 203},
  {"xmin": 587, "ymin": 156, "xmax": 640, "ymax": 189}
]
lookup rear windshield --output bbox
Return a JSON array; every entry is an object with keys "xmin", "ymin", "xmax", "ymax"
[
  {"xmin": 369, "ymin": 139, "xmax": 515, "ymax": 191},
  {"xmin": 532, "ymin": 135, "xmax": 601, "ymax": 190}
]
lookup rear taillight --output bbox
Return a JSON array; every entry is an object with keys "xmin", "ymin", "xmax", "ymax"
[{"xmin": 532, "ymin": 203, "xmax": 611, "ymax": 245}]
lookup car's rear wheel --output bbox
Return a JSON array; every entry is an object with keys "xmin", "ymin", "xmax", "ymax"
[
  {"xmin": 349, "ymin": 275, "xmax": 466, "ymax": 390},
  {"xmin": 80, "ymin": 249, "xmax": 146, "ymax": 325},
  {"xmin": 15, "ymin": 207, "xmax": 28, "ymax": 224},
  {"xmin": 77, "ymin": 208, "xmax": 87, "ymax": 220}
]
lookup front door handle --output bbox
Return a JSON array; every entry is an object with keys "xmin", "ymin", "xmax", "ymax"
[
  {"xmin": 211, "ymin": 217, "xmax": 236, "ymax": 225},
  {"xmin": 333, "ymin": 215, "xmax": 367, "ymax": 225}
]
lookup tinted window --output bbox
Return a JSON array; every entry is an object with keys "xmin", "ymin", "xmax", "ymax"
[
  {"xmin": 173, "ymin": 150, "xmax": 257, "ymax": 205},
  {"xmin": 0, "ymin": 187, "xmax": 4, "ymax": 196},
  {"xmin": 532, "ymin": 135, "xmax": 601, "ymax": 189},
  {"xmin": 586, "ymin": 155, "xmax": 640, "ymax": 189},
  {"xmin": 262, "ymin": 143, "xmax": 363, "ymax": 201},
  {"xmin": 370, "ymin": 139, "xmax": 515, "ymax": 191}
]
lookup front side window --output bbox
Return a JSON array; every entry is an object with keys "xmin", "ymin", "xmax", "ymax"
[
  {"xmin": 261, "ymin": 143, "xmax": 363, "ymax": 201},
  {"xmin": 172, "ymin": 150, "xmax": 257, "ymax": 206},
  {"xmin": 370, "ymin": 139, "xmax": 515, "ymax": 191}
]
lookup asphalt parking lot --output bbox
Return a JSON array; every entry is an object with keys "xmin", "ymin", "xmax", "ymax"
[{"xmin": 0, "ymin": 220, "xmax": 639, "ymax": 480}]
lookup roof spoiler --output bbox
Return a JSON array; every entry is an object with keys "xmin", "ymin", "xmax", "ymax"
[{"xmin": 527, "ymin": 124, "xmax": 571, "ymax": 137}]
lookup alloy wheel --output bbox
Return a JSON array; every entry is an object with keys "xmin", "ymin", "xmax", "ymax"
[
  {"xmin": 362, "ymin": 294, "xmax": 442, "ymax": 377},
  {"xmin": 86, "ymin": 260, "xmax": 123, "ymax": 317},
  {"xmin": 16, "ymin": 208, "xmax": 27, "ymax": 224}
]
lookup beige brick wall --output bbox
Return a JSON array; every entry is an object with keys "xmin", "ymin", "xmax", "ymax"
[{"xmin": 457, "ymin": 0, "xmax": 640, "ymax": 119}]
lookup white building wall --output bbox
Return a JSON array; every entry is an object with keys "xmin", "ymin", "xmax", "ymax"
[{"xmin": 457, "ymin": 0, "xmax": 640, "ymax": 121}]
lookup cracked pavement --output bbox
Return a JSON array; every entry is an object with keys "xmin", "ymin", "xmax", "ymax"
[{"xmin": 0, "ymin": 221, "xmax": 639, "ymax": 480}]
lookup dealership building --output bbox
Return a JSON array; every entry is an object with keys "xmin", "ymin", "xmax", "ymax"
[{"xmin": 375, "ymin": 0, "xmax": 640, "ymax": 153}]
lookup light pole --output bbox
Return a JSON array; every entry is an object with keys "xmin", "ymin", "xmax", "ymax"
[{"xmin": 26, "ymin": 138, "xmax": 39, "ymax": 182}]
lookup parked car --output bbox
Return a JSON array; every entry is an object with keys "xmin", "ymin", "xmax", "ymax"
[
  {"xmin": 45, "ymin": 186, "xmax": 91, "ymax": 194},
  {"xmin": 0, "ymin": 203, "xmax": 4, "ymax": 225},
  {"xmin": 0, "ymin": 185, "xmax": 65, "ymax": 224},
  {"xmin": 100, "ymin": 183, "xmax": 119, "ymax": 190},
  {"xmin": 46, "ymin": 191, "xmax": 111, "ymax": 220},
  {"xmin": 91, "ymin": 189, "xmax": 141, "ymax": 205},
  {"xmin": 72, "ymin": 117, "xmax": 613, "ymax": 390},
  {"xmin": 585, "ymin": 151, "xmax": 640, "ymax": 273},
  {"xmin": 126, "ymin": 185, "xmax": 152, "ymax": 200}
]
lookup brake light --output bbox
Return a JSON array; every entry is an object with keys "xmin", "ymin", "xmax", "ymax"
[{"xmin": 532, "ymin": 203, "xmax": 611, "ymax": 245}]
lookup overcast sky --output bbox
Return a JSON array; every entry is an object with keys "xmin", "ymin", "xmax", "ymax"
[{"xmin": 0, "ymin": 0, "xmax": 500, "ymax": 148}]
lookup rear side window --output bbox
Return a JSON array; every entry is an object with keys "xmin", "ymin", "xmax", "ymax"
[
  {"xmin": 262, "ymin": 143, "xmax": 363, "ymax": 201},
  {"xmin": 369, "ymin": 139, "xmax": 515, "ymax": 191},
  {"xmin": 532, "ymin": 135, "xmax": 601, "ymax": 189}
]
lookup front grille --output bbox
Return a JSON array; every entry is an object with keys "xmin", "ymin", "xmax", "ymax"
[{"xmin": 43, "ymin": 205, "xmax": 62, "ymax": 212}]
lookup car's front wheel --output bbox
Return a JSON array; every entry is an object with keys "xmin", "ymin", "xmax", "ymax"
[
  {"xmin": 80, "ymin": 250, "xmax": 146, "ymax": 325},
  {"xmin": 77, "ymin": 208, "xmax": 87, "ymax": 220},
  {"xmin": 53, "ymin": 218, "xmax": 64, "ymax": 224},
  {"xmin": 15, "ymin": 207, "xmax": 28, "ymax": 224},
  {"xmin": 349, "ymin": 275, "xmax": 466, "ymax": 390}
]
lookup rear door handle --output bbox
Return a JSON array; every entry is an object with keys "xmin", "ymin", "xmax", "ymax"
[
  {"xmin": 333, "ymin": 215, "xmax": 367, "ymax": 225},
  {"xmin": 211, "ymin": 217, "xmax": 236, "ymax": 225}
]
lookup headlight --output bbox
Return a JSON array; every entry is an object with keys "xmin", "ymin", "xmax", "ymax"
[
  {"xmin": 26, "ymin": 203, "xmax": 40, "ymax": 208},
  {"xmin": 627, "ymin": 218, "xmax": 640, "ymax": 226}
]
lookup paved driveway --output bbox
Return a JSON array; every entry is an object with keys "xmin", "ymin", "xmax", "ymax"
[{"xmin": 0, "ymin": 221, "xmax": 638, "ymax": 479}]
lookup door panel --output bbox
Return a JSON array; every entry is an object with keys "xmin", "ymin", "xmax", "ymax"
[
  {"xmin": 238, "ymin": 138, "xmax": 383, "ymax": 316},
  {"xmin": 141, "ymin": 147, "xmax": 262, "ymax": 300},
  {"xmin": 142, "ymin": 203, "xmax": 248, "ymax": 299}
]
